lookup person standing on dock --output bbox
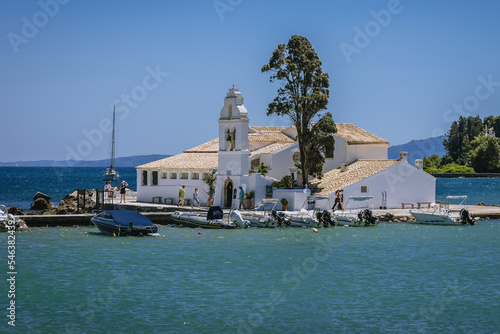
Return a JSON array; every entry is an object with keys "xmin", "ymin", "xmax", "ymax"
[
  {"xmin": 238, "ymin": 186, "xmax": 245, "ymax": 210},
  {"xmin": 105, "ymin": 181, "xmax": 113, "ymax": 198},
  {"xmin": 120, "ymin": 181, "xmax": 128, "ymax": 203},
  {"xmin": 192, "ymin": 187, "xmax": 200, "ymax": 209},
  {"xmin": 178, "ymin": 185, "xmax": 186, "ymax": 207}
]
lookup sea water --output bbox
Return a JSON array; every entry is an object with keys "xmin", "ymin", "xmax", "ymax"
[
  {"xmin": 1, "ymin": 168, "xmax": 500, "ymax": 333},
  {"xmin": 0, "ymin": 167, "xmax": 137, "ymax": 210},
  {"xmin": 3, "ymin": 223, "xmax": 500, "ymax": 333}
]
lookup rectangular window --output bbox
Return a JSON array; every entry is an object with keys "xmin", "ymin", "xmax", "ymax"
[
  {"xmin": 142, "ymin": 170, "xmax": 148, "ymax": 186},
  {"xmin": 180, "ymin": 172, "xmax": 189, "ymax": 179},
  {"xmin": 170, "ymin": 172, "xmax": 177, "ymax": 179},
  {"xmin": 192, "ymin": 172, "xmax": 199, "ymax": 180},
  {"xmin": 361, "ymin": 186, "xmax": 368, "ymax": 193},
  {"xmin": 152, "ymin": 171, "xmax": 158, "ymax": 185},
  {"xmin": 325, "ymin": 136, "xmax": 335, "ymax": 159},
  {"xmin": 202, "ymin": 173, "xmax": 209, "ymax": 180},
  {"xmin": 161, "ymin": 172, "xmax": 167, "ymax": 179},
  {"xmin": 251, "ymin": 158, "xmax": 260, "ymax": 169}
]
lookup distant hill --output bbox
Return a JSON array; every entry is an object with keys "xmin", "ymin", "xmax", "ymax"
[
  {"xmin": 389, "ymin": 136, "xmax": 446, "ymax": 164},
  {"xmin": 0, "ymin": 154, "xmax": 170, "ymax": 167}
]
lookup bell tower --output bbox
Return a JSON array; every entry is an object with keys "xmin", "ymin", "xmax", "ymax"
[{"xmin": 215, "ymin": 86, "xmax": 250, "ymax": 207}]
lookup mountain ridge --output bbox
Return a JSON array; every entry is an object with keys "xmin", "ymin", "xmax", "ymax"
[
  {"xmin": 0, "ymin": 154, "xmax": 170, "ymax": 167},
  {"xmin": 1, "ymin": 137, "xmax": 447, "ymax": 167},
  {"xmin": 388, "ymin": 136, "xmax": 446, "ymax": 164}
]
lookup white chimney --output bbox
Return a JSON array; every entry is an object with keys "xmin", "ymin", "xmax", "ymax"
[
  {"xmin": 415, "ymin": 159, "xmax": 423, "ymax": 170},
  {"xmin": 340, "ymin": 163, "xmax": 347, "ymax": 172},
  {"xmin": 399, "ymin": 152, "xmax": 408, "ymax": 163}
]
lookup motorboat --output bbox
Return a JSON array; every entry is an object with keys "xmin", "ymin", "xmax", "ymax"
[
  {"xmin": 410, "ymin": 196, "xmax": 476, "ymax": 225},
  {"xmin": 0, "ymin": 205, "xmax": 29, "ymax": 232},
  {"xmin": 334, "ymin": 196, "xmax": 379, "ymax": 227},
  {"xmin": 230, "ymin": 199, "xmax": 280, "ymax": 228},
  {"xmin": 103, "ymin": 106, "xmax": 119, "ymax": 181},
  {"xmin": 281, "ymin": 196, "xmax": 336, "ymax": 228},
  {"xmin": 91, "ymin": 210, "xmax": 159, "ymax": 236},
  {"xmin": 171, "ymin": 206, "xmax": 237, "ymax": 229}
]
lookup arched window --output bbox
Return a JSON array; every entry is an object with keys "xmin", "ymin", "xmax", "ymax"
[
  {"xmin": 228, "ymin": 102, "xmax": 233, "ymax": 120},
  {"xmin": 230, "ymin": 127, "xmax": 236, "ymax": 151}
]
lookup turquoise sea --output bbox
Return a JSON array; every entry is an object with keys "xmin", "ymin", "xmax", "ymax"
[
  {"xmin": 4, "ymin": 223, "xmax": 500, "ymax": 333},
  {"xmin": 1, "ymin": 168, "xmax": 500, "ymax": 333}
]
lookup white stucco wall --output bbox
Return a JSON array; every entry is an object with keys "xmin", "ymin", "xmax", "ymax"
[
  {"xmin": 345, "ymin": 144, "xmax": 388, "ymax": 164},
  {"xmin": 272, "ymin": 188, "xmax": 311, "ymax": 211},
  {"xmin": 267, "ymin": 143, "xmax": 299, "ymax": 180},
  {"xmin": 336, "ymin": 161, "xmax": 435, "ymax": 209},
  {"xmin": 323, "ymin": 138, "xmax": 348, "ymax": 172},
  {"xmin": 136, "ymin": 169, "xmax": 209, "ymax": 204}
]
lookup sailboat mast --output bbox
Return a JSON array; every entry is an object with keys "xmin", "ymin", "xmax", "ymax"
[{"xmin": 110, "ymin": 106, "xmax": 116, "ymax": 169}]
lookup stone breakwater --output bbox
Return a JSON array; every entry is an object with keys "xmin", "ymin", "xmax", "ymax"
[{"xmin": 8, "ymin": 190, "xmax": 97, "ymax": 215}]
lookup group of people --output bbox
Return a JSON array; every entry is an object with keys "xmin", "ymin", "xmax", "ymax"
[
  {"xmin": 104, "ymin": 180, "xmax": 128, "ymax": 203},
  {"xmin": 177, "ymin": 185, "xmax": 246, "ymax": 209},
  {"xmin": 177, "ymin": 185, "xmax": 201, "ymax": 209},
  {"xmin": 333, "ymin": 189, "xmax": 344, "ymax": 211}
]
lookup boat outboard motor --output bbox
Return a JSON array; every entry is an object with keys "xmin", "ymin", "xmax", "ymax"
[
  {"xmin": 317, "ymin": 210, "xmax": 336, "ymax": 227},
  {"xmin": 358, "ymin": 210, "xmax": 364, "ymax": 222},
  {"xmin": 364, "ymin": 209, "xmax": 377, "ymax": 225},
  {"xmin": 460, "ymin": 208, "xmax": 475, "ymax": 225},
  {"xmin": 229, "ymin": 210, "xmax": 250, "ymax": 228},
  {"xmin": 274, "ymin": 211, "xmax": 290, "ymax": 227}
]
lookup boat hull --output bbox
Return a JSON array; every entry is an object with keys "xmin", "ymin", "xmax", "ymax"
[
  {"xmin": 91, "ymin": 217, "xmax": 158, "ymax": 236},
  {"xmin": 91, "ymin": 211, "xmax": 159, "ymax": 236},
  {"xmin": 410, "ymin": 212, "xmax": 458, "ymax": 225},
  {"xmin": 336, "ymin": 216, "xmax": 378, "ymax": 227},
  {"xmin": 171, "ymin": 212, "xmax": 237, "ymax": 229}
]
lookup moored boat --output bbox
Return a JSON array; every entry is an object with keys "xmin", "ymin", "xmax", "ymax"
[
  {"xmin": 91, "ymin": 210, "xmax": 159, "ymax": 236},
  {"xmin": 103, "ymin": 106, "xmax": 119, "ymax": 181},
  {"xmin": 283, "ymin": 196, "xmax": 336, "ymax": 228},
  {"xmin": 334, "ymin": 196, "xmax": 379, "ymax": 227},
  {"xmin": 410, "ymin": 196, "xmax": 476, "ymax": 225},
  {"xmin": 171, "ymin": 206, "xmax": 237, "ymax": 229},
  {"xmin": 230, "ymin": 199, "xmax": 280, "ymax": 228}
]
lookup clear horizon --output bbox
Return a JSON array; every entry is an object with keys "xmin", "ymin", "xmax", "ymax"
[{"xmin": 2, "ymin": 0, "xmax": 499, "ymax": 163}]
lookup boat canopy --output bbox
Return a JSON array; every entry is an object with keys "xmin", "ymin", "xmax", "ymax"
[
  {"xmin": 307, "ymin": 196, "xmax": 330, "ymax": 201},
  {"xmin": 347, "ymin": 196, "xmax": 373, "ymax": 201},
  {"xmin": 445, "ymin": 196, "xmax": 467, "ymax": 200},
  {"xmin": 106, "ymin": 210, "xmax": 154, "ymax": 226}
]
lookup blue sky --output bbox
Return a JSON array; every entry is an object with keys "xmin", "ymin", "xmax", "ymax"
[{"xmin": 1, "ymin": 0, "xmax": 499, "ymax": 163}]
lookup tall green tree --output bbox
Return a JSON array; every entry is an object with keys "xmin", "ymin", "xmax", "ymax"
[
  {"xmin": 443, "ymin": 115, "xmax": 484, "ymax": 165},
  {"xmin": 261, "ymin": 35, "xmax": 335, "ymax": 186},
  {"xmin": 484, "ymin": 115, "xmax": 500, "ymax": 137},
  {"xmin": 470, "ymin": 134, "xmax": 500, "ymax": 172}
]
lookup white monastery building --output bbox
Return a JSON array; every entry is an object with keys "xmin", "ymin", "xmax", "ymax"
[{"xmin": 136, "ymin": 87, "xmax": 435, "ymax": 209}]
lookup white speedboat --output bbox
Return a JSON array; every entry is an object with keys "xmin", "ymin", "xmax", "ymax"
[
  {"xmin": 172, "ymin": 206, "xmax": 237, "ymax": 229},
  {"xmin": 230, "ymin": 199, "xmax": 280, "ymax": 228},
  {"xmin": 282, "ymin": 196, "xmax": 336, "ymax": 228},
  {"xmin": 334, "ymin": 196, "xmax": 379, "ymax": 227},
  {"xmin": 410, "ymin": 196, "xmax": 476, "ymax": 225}
]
